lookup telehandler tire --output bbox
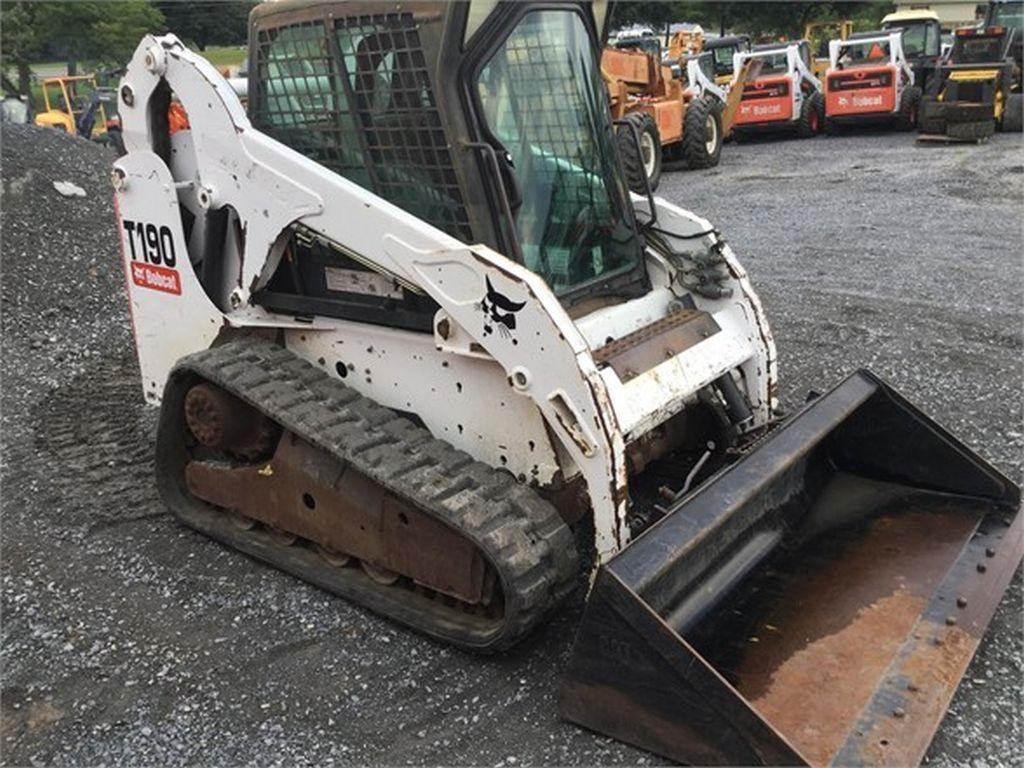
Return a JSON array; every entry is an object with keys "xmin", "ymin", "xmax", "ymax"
[
  {"xmin": 616, "ymin": 112, "xmax": 662, "ymax": 193},
  {"xmin": 1001, "ymin": 93, "xmax": 1023, "ymax": 132},
  {"xmin": 896, "ymin": 86, "xmax": 922, "ymax": 131},
  {"xmin": 682, "ymin": 96, "xmax": 723, "ymax": 169},
  {"xmin": 796, "ymin": 92, "xmax": 824, "ymax": 138}
]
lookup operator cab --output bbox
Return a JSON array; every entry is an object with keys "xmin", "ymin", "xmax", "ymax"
[
  {"xmin": 703, "ymin": 35, "xmax": 751, "ymax": 81},
  {"xmin": 243, "ymin": 1, "xmax": 647, "ymax": 332},
  {"xmin": 750, "ymin": 40, "xmax": 812, "ymax": 70},
  {"xmin": 948, "ymin": 25, "xmax": 1016, "ymax": 65},
  {"xmin": 834, "ymin": 30, "xmax": 898, "ymax": 69},
  {"xmin": 986, "ymin": 0, "xmax": 1023, "ymax": 63}
]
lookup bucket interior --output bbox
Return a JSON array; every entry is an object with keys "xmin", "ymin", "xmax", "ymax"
[{"xmin": 677, "ymin": 480, "xmax": 985, "ymax": 766}]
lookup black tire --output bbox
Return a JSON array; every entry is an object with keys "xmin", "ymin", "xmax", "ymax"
[
  {"xmin": 796, "ymin": 92, "xmax": 823, "ymax": 138},
  {"xmin": 947, "ymin": 120, "xmax": 995, "ymax": 140},
  {"xmin": 106, "ymin": 127, "xmax": 126, "ymax": 156},
  {"xmin": 918, "ymin": 96, "xmax": 946, "ymax": 135},
  {"xmin": 682, "ymin": 96, "xmax": 723, "ymax": 169},
  {"xmin": 1001, "ymin": 92, "xmax": 1023, "ymax": 132},
  {"xmin": 615, "ymin": 112, "xmax": 662, "ymax": 193},
  {"xmin": 896, "ymin": 85, "xmax": 921, "ymax": 131}
]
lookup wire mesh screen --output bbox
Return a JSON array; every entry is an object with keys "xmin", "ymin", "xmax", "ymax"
[
  {"xmin": 476, "ymin": 11, "xmax": 636, "ymax": 292},
  {"xmin": 482, "ymin": 18, "xmax": 613, "ymax": 215},
  {"xmin": 252, "ymin": 14, "xmax": 472, "ymax": 242}
]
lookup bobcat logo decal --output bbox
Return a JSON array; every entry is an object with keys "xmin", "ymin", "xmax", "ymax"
[{"xmin": 478, "ymin": 276, "xmax": 526, "ymax": 340}]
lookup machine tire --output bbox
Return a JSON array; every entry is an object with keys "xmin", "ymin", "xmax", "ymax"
[
  {"xmin": 615, "ymin": 112, "xmax": 662, "ymax": 193},
  {"xmin": 1001, "ymin": 93, "xmax": 1023, "ymax": 132},
  {"xmin": 682, "ymin": 96, "xmax": 723, "ymax": 169},
  {"xmin": 917, "ymin": 96, "xmax": 946, "ymax": 135},
  {"xmin": 946, "ymin": 120, "xmax": 995, "ymax": 140},
  {"xmin": 106, "ymin": 127, "xmax": 126, "ymax": 156},
  {"xmin": 896, "ymin": 86, "xmax": 921, "ymax": 131},
  {"xmin": 796, "ymin": 92, "xmax": 823, "ymax": 138}
]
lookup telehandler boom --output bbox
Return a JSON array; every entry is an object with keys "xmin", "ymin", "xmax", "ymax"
[{"xmin": 114, "ymin": 2, "xmax": 1021, "ymax": 764}]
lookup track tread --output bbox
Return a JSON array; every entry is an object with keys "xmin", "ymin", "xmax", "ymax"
[{"xmin": 161, "ymin": 340, "xmax": 578, "ymax": 651}]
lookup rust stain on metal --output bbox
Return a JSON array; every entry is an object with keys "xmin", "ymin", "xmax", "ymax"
[
  {"xmin": 724, "ymin": 508, "xmax": 978, "ymax": 767},
  {"xmin": 185, "ymin": 431, "xmax": 490, "ymax": 603},
  {"xmin": 856, "ymin": 623, "xmax": 977, "ymax": 766},
  {"xmin": 591, "ymin": 309, "xmax": 720, "ymax": 381}
]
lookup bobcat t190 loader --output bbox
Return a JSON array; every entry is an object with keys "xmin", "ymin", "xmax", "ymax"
[{"xmin": 113, "ymin": 1, "xmax": 1021, "ymax": 764}]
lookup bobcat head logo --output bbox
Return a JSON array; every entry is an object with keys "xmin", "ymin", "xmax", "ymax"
[{"xmin": 479, "ymin": 276, "xmax": 526, "ymax": 339}]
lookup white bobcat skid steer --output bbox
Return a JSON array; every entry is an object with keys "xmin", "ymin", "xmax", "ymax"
[
  {"xmin": 731, "ymin": 40, "xmax": 825, "ymax": 137},
  {"xmin": 824, "ymin": 30, "xmax": 921, "ymax": 133},
  {"xmin": 114, "ymin": 2, "xmax": 1021, "ymax": 765}
]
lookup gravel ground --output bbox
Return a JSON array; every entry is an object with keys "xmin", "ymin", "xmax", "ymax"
[{"xmin": 2, "ymin": 123, "xmax": 1021, "ymax": 766}]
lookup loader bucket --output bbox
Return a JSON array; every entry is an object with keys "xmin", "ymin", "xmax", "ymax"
[{"xmin": 559, "ymin": 370, "xmax": 1021, "ymax": 766}]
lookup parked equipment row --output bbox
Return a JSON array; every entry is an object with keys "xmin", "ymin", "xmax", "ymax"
[{"xmin": 606, "ymin": 3, "xmax": 1022, "ymax": 191}]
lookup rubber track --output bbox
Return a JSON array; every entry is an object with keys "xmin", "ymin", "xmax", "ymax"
[{"xmin": 157, "ymin": 340, "xmax": 578, "ymax": 652}]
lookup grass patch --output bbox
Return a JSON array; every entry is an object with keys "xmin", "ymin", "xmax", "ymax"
[{"xmin": 198, "ymin": 45, "xmax": 246, "ymax": 69}]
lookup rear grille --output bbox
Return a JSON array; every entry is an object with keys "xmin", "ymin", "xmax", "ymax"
[
  {"xmin": 829, "ymin": 70, "xmax": 893, "ymax": 91},
  {"xmin": 251, "ymin": 15, "xmax": 473, "ymax": 243},
  {"xmin": 743, "ymin": 81, "xmax": 789, "ymax": 99}
]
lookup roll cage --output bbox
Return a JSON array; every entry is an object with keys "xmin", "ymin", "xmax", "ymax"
[
  {"xmin": 246, "ymin": 1, "xmax": 647, "ymax": 311},
  {"xmin": 733, "ymin": 41, "xmax": 821, "ymax": 91},
  {"xmin": 829, "ymin": 31, "xmax": 914, "ymax": 85}
]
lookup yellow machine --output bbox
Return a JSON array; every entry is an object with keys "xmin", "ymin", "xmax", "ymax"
[
  {"xmin": 919, "ymin": 23, "xmax": 1023, "ymax": 138},
  {"xmin": 34, "ymin": 74, "xmax": 123, "ymax": 152},
  {"xmin": 804, "ymin": 19, "xmax": 854, "ymax": 78}
]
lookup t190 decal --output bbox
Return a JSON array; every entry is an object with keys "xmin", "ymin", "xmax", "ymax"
[{"xmin": 123, "ymin": 219, "xmax": 181, "ymax": 295}]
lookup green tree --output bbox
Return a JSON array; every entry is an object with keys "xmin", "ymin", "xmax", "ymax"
[
  {"xmin": 155, "ymin": 1, "xmax": 254, "ymax": 51},
  {"xmin": 608, "ymin": 2, "xmax": 890, "ymax": 41},
  {"xmin": 36, "ymin": 1, "xmax": 165, "ymax": 75},
  {"xmin": 0, "ymin": 2, "xmax": 44, "ymax": 95}
]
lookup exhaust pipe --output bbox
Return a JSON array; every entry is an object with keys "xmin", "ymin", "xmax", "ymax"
[{"xmin": 559, "ymin": 370, "xmax": 1021, "ymax": 766}]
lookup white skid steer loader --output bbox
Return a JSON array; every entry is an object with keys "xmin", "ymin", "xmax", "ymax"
[{"xmin": 114, "ymin": 2, "xmax": 1021, "ymax": 765}]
